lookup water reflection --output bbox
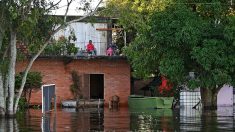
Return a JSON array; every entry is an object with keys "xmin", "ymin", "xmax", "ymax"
[
  {"xmin": 104, "ymin": 107, "xmax": 130, "ymax": 131},
  {"xmin": 129, "ymin": 108, "xmax": 177, "ymax": 131},
  {"xmin": 51, "ymin": 108, "xmax": 104, "ymax": 131},
  {"xmin": 42, "ymin": 113, "xmax": 56, "ymax": 132},
  {"xmin": 180, "ymin": 106, "xmax": 234, "ymax": 132},
  {"xmin": 0, "ymin": 106, "xmax": 233, "ymax": 131},
  {"xmin": 180, "ymin": 107, "xmax": 202, "ymax": 131},
  {"xmin": 0, "ymin": 117, "xmax": 19, "ymax": 132}
]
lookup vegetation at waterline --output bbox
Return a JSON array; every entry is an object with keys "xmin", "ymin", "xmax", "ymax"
[{"xmin": 15, "ymin": 72, "xmax": 42, "ymax": 109}]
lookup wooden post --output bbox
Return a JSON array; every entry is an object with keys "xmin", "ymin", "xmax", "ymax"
[{"xmin": 54, "ymin": 95, "xmax": 56, "ymax": 112}]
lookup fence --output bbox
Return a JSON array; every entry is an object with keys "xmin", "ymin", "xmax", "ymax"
[
  {"xmin": 41, "ymin": 42, "xmax": 108, "ymax": 56},
  {"xmin": 180, "ymin": 90, "xmax": 201, "ymax": 107}
]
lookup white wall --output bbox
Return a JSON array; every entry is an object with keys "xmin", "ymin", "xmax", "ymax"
[
  {"xmin": 217, "ymin": 85, "xmax": 233, "ymax": 106},
  {"xmin": 55, "ymin": 22, "xmax": 108, "ymax": 55}
]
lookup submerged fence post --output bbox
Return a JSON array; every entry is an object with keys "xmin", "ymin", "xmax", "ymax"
[{"xmin": 54, "ymin": 95, "xmax": 57, "ymax": 112}]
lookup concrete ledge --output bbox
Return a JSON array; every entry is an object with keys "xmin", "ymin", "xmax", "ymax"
[{"xmin": 61, "ymin": 99, "xmax": 104, "ymax": 108}]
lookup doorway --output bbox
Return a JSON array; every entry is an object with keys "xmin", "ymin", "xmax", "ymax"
[{"xmin": 90, "ymin": 74, "xmax": 104, "ymax": 99}]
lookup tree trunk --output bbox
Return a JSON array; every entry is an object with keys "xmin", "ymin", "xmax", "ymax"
[
  {"xmin": 7, "ymin": 30, "xmax": 16, "ymax": 117},
  {"xmin": 0, "ymin": 25, "xmax": 6, "ymax": 116},
  {"xmin": 0, "ymin": 72, "xmax": 5, "ymax": 116},
  {"xmin": 4, "ymin": 74, "xmax": 9, "ymax": 102},
  {"xmin": 200, "ymin": 87, "xmax": 220, "ymax": 110},
  {"xmin": 0, "ymin": 118, "xmax": 6, "ymax": 131},
  {"xmin": 0, "ymin": 27, "xmax": 4, "ymax": 50},
  {"xmin": 27, "ymin": 89, "xmax": 32, "ymax": 107},
  {"xmin": 201, "ymin": 109, "xmax": 217, "ymax": 131},
  {"xmin": 13, "ymin": 41, "xmax": 49, "ymax": 113}
]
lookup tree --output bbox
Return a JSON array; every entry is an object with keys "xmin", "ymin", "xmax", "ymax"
[
  {"xmin": 15, "ymin": 72, "xmax": 42, "ymax": 106},
  {"xmin": 0, "ymin": 0, "xmax": 103, "ymax": 117},
  {"xmin": 100, "ymin": 0, "xmax": 172, "ymax": 49},
  {"xmin": 102, "ymin": 0, "xmax": 172, "ymax": 31},
  {"xmin": 124, "ymin": 0, "xmax": 235, "ymax": 109}
]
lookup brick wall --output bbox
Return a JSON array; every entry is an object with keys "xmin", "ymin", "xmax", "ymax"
[{"xmin": 16, "ymin": 57, "xmax": 131, "ymax": 107}]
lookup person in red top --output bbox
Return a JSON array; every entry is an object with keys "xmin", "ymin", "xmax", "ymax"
[
  {"xmin": 86, "ymin": 40, "xmax": 96, "ymax": 56},
  {"xmin": 158, "ymin": 75, "xmax": 173, "ymax": 96}
]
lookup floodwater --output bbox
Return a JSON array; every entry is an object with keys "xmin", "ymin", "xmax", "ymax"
[{"xmin": 0, "ymin": 107, "xmax": 234, "ymax": 131}]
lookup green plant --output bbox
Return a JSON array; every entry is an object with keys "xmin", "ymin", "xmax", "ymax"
[
  {"xmin": 15, "ymin": 72, "xmax": 42, "ymax": 106},
  {"xmin": 44, "ymin": 34, "xmax": 78, "ymax": 56},
  {"xmin": 32, "ymin": 105, "xmax": 40, "ymax": 109},
  {"xmin": 18, "ymin": 97, "xmax": 27, "ymax": 111},
  {"xmin": 43, "ymin": 38, "xmax": 65, "ymax": 56},
  {"xmin": 67, "ymin": 43, "xmax": 78, "ymax": 55}
]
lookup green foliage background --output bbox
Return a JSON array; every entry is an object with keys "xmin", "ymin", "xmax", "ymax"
[
  {"xmin": 15, "ymin": 72, "xmax": 42, "ymax": 90},
  {"xmin": 104, "ymin": 0, "xmax": 235, "ymax": 90}
]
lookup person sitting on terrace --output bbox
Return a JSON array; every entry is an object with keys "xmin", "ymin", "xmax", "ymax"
[
  {"xmin": 106, "ymin": 44, "xmax": 113, "ymax": 56},
  {"xmin": 86, "ymin": 40, "xmax": 96, "ymax": 56}
]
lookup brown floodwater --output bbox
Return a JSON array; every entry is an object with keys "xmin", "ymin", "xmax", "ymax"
[{"xmin": 0, "ymin": 107, "xmax": 234, "ymax": 131}]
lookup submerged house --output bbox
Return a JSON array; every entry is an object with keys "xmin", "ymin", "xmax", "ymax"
[
  {"xmin": 16, "ymin": 57, "xmax": 130, "ymax": 107},
  {"xmin": 16, "ymin": 17, "xmax": 131, "ymax": 107}
]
